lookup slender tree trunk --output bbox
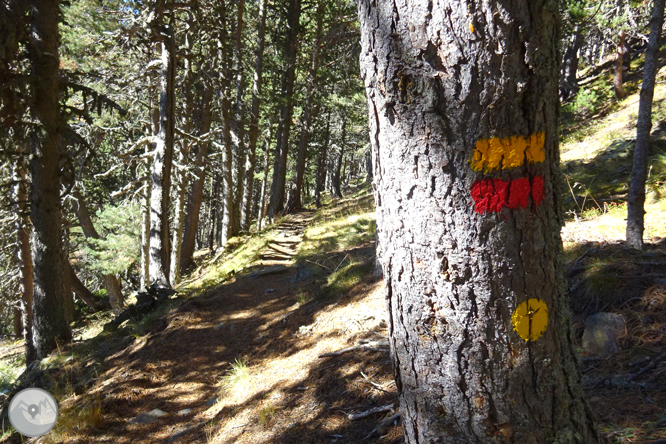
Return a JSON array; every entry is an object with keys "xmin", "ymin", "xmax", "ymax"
[
  {"xmin": 209, "ymin": 175, "xmax": 219, "ymax": 253},
  {"xmin": 71, "ymin": 190, "xmax": 124, "ymax": 312},
  {"xmin": 221, "ymin": 91, "xmax": 235, "ymax": 246},
  {"xmin": 257, "ymin": 127, "xmax": 273, "ymax": 230},
  {"xmin": 615, "ymin": 30, "xmax": 627, "ymax": 98},
  {"xmin": 240, "ymin": 0, "xmax": 267, "ymax": 230},
  {"xmin": 170, "ymin": 141, "xmax": 187, "ymax": 285},
  {"xmin": 179, "ymin": 82, "xmax": 213, "ymax": 273},
  {"xmin": 626, "ymin": 0, "xmax": 666, "ymax": 249},
  {"xmin": 358, "ymin": 1, "xmax": 603, "ymax": 442},
  {"xmin": 365, "ymin": 144, "xmax": 373, "ymax": 183},
  {"xmin": 149, "ymin": 14, "xmax": 176, "ymax": 289},
  {"xmin": 217, "ymin": 1, "xmax": 236, "ymax": 247},
  {"xmin": 315, "ymin": 108, "xmax": 331, "ymax": 208},
  {"xmin": 232, "ymin": 0, "xmax": 246, "ymax": 234},
  {"xmin": 28, "ymin": 0, "xmax": 72, "ymax": 359},
  {"xmin": 13, "ymin": 154, "xmax": 35, "ymax": 363},
  {"xmin": 289, "ymin": 0, "xmax": 324, "ymax": 213},
  {"xmin": 560, "ymin": 26, "xmax": 583, "ymax": 101},
  {"xmin": 332, "ymin": 116, "xmax": 346, "ymax": 199},
  {"xmin": 267, "ymin": 0, "xmax": 302, "ymax": 220},
  {"xmin": 140, "ymin": 178, "xmax": 151, "ymax": 291}
]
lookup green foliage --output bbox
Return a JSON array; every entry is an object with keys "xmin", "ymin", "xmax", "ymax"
[
  {"xmin": 81, "ymin": 202, "xmax": 141, "ymax": 275},
  {"xmin": 571, "ymin": 88, "xmax": 599, "ymax": 115}
]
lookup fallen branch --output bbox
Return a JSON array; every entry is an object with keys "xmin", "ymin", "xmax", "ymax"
[
  {"xmin": 319, "ymin": 340, "xmax": 389, "ymax": 358},
  {"xmin": 629, "ymin": 349, "xmax": 666, "ymax": 381},
  {"xmin": 364, "ymin": 412, "xmax": 401, "ymax": 440},
  {"xmin": 360, "ymin": 371, "xmax": 389, "ymax": 393},
  {"xmin": 348, "ymin": 403, "xmax": 394, "ymax": 421}
]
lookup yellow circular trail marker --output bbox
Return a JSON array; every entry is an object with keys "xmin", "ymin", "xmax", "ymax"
[{"xmin": 511, "ymin": 298, "xmax": 548, "ymax": 341}]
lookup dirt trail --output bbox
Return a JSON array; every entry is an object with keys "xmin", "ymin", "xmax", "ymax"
[{"xmin": 68, "ymin": 210, "xmax": 396, "ymax": 444}]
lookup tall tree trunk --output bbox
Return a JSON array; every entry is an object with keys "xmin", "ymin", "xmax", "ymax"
[
  {"xmin": 240, "ymin": 0, "xmax": 268, "ymax": 230},
  {"xmin": 315, "ymin": 107, "xmax": 331, "ymax": 208},
  {"xmin": 358, "ymin": 1, "xmax": 603, "ymax": 443},
  {"xmin": 365, "ymin": 144, "xmax": 372, "ymax": 183},
  {"xmin": 140, "ymin": 178, "xmax": 151, "ymax": 291},
  {"xmin": 221, "ymin": 91, "xmax": 236, "ymax": 246},
  {"xmin": 13, "ymin": 154, "xmax": 35, "ymax": 363},
  {"xmin": 332, "ymin": 116, "xmax": 346, "ymax": 199},
  {"xmin": 232, "ymin": 0, "xmax": 246, "ymax": 234},
  {"xmin": 289, "ymin": 0, "xmax": 324, "ymax": 213},
  {"xmin": 267, "ymin": 0, "xmax": 302, "ymax": 220},
  {"xmin": 626, "ymin": 0, "xmax": 666, "ymax": 249},
  {"xmin": 217, "ymin": 1, "xmax": 236, "ymax": 247},
  {"xmin": 28, "ymin": 0, "xmax": 72, "ymax": 359},
  {"xmin": 209, "ymin": 175, "xmax": 220, "ymax": 253},
  {"xmin": 615, "ymin": 30, "xmax": 627, "ymax": 98},
  {"xmin": 257, "ymin": 126, "xmax": 273, "ymax": 230},
  {"xmin": 71, "ymin": 190, "xmax": 124, "ymax": 312},
  {"xmin": 560, "ymin": 26, "xmax": 583, "ymax": 101},
  {"xmin": 179, "ymin": 82, "xmax": 213, "ymax": 273},
  {"xmin": 170, "ymin": 28, "xmax": 196, "ymax": 285},
  {"xmin": 149, "ymin": 11, "xmax": 176, "ymax": 290},
  {"xmin": 170, "ymin": 141, "xmax": 187, "ymax": 285}
]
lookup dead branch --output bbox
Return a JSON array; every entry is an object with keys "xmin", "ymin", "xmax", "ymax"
[
  {"xmin": 347, "ymin": 403, "xmax": 393, "ymax": 421},
  {"xmin": 364, "ymin": 412, "xmax": 401, "ymax": 440},
  {"xmin": 629, "ymin": 349, "xmax": 666, "ymax": 381}
]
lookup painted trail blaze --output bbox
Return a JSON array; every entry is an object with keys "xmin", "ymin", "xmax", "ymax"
[
  {"xmin": 471, "ymin": 176, "xmax": 544, "ymax": 214},
  {"xmin": 471, "ymin": 133, "xmax": 545, "ymax": 172},
  {"xmin": 512, "ymin": 298, "xmax": 549, "ymax": 341}
]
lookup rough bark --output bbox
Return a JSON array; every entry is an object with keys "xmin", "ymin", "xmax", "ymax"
[
  {"xmin": 626, "ymin": 0, "xmax": 665, "ymax": 249},
  {"xmin": 615, "ymin": 30, "xmax": 627, "ymax": 98},
  {"xmin": 28, "ymin": 0, "xmax": 72, "ymax": 359},
  {"xmin": 289, "ymin": 0, "xmax": 324, "ymax": 212},
  {"xmin": 358, "ymin": 1, "xmax": 603, "ymax": 443},
  {"xmin": 72, "ymin": 190, "xmax": 124, "ymax": 312},
  {"xmin": 149, "ymin": 10, "xmax": 176, "ymax": 290},
  {"xmin": 240, "ymin": 0, "xmax": 267, "ymax": 230},
  {"xmin": 13, "ymin": 154, "xmax": 35, "ymax": 362},
  {"xmin": 179, "ymin": 82, "xmax": 213, "ymax": 273},
  {"xmin": 267, "ymin": 0, "xmax": 302, "ymax": 220}
]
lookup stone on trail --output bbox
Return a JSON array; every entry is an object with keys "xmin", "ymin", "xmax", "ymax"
[
  {"xmin": 582, "ymin": 312, "xmax": 626, "ymax": 357},
  {"xmin": 177, "ymin": 408, "xmax": 192, "ymax": 416},
  {"xmin": 129, "ymin": 408, "xmax": 167, "ymax": 424}
]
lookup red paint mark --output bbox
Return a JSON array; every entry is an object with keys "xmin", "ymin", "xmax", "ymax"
[
  {"xmin": 471, "ymin": 178, "xmax": 507, "ymax": 213},
  {"xmin": 507, "ymin": 177, "xmax": 530, "ymax": 209},
  {"xmin": 532, "ymin": 176, "xmax": 545, "ymax": 206},
  {"xmin": 471, "ymin": 176, "xmax": 545, "ymax": 214}
]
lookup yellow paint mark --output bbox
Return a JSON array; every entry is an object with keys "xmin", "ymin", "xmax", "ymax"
[
  {"xmin": 511, "ymin": 298, "xmax": 548, "ymax": 341},
  {"xmin": 469, "ymin": 23, "xmax": 475, "ymax": 33},
  {"xmin": 470, "ymin": 133, "xmax": 545, "ymax": 172},
  {"xmin": 526, "ymin": 132, "xmax": 546, "ymax": 163}
]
